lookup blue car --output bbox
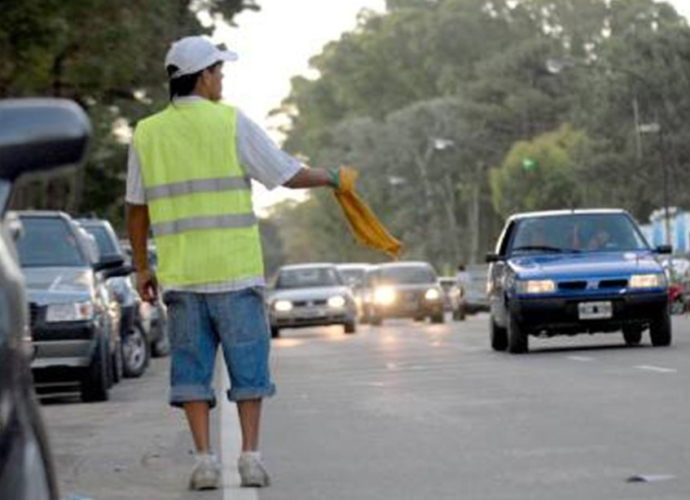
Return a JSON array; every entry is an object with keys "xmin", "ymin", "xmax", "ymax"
[{"xmin": 486, "ymin": 209, "xmax": 672, "ymax": 354}]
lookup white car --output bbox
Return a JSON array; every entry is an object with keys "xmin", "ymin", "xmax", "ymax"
[{"xmin": 268, "ymin": 264, "xmax": 357, "ymax": 338}]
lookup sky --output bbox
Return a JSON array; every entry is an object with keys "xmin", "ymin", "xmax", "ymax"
[{"xmin": 205, "ymin": 0, "xmax": 690, "ymax": 212}]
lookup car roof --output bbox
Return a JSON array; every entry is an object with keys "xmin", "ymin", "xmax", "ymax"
[
  {"xmin": 13, "ymin": 210, "xmax": 71, "ymax": 220},
  {"xmin": 76, "ymin": 218, "xmax": 112, "ymax": 228},
  {"xmin": 508, "ymin": 209, "xmax": 629, "ymax": 222},
  {"xmin": 336, "ymin": 263, "xmax": 371, "ymax": 270},
  {"xmin": 378, "ymin": 261, "xmax": 433, "ymax": 269},
  {"xmin": 279, "ymin": 263, "xmax": 336, "ymax": 271}
]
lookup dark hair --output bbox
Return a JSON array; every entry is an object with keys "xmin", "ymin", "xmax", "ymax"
[
  {"xmin": 166, "ymin": 62, "xmax": 222, "ymax": 101},
  {"xmin": 457, "ymin": 263, "xmax": 466, "ymax": 271}
]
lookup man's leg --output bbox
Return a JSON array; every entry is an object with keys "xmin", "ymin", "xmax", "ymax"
[
  {"xmin": 184, "ymin": 401, "xmax": 211, "ymax": 453},
  {"xmin": 237, "ymin": 398, "xmax": 262, "ymax": 451}
]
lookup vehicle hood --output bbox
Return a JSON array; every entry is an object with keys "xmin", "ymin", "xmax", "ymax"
[
  {"xmin": 22, "ymin": 267, "xmax": 95, "ymax": 304},
  {"xmin": 269, "ymin": 286, "xmax": 351, "ymax": 302},
  {"xmin": 509, "ymin": 252, "xmax": 663, "ymax": 280}
]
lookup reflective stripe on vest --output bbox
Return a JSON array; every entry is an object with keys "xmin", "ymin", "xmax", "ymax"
[{"xmin": 133, "ymin": 101, "xmax": 264, "ymax": 287}]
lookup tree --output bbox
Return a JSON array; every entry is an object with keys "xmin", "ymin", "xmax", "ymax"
[{"xmin": 491, "ymin": 124, "xmax": 587, "ymax": 217}]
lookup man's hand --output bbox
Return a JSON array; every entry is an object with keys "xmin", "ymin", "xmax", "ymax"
[{"xmin": 136, "ymin": 269, "xmax": 158, "ymax": 303}]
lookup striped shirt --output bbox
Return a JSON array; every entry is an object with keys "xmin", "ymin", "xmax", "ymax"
[{"xmin": 126, "ymin": 96, "xmax": 301, "ymax": 293}]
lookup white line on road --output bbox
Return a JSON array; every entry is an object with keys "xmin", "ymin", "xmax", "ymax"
[
  {"xmin": 567, "ymin": 356, "xmax": 595, "ymax": 362},
  {"xmin": 220, "ymin": 367, "xmax": 257, "ymax": 500},
  {"xmin": 634, "ymin": 365, "xmax": 678, "ymax": 374}
]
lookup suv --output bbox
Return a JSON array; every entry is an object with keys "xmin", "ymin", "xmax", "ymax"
[
  {"xmin": 79, "ymin": 218, "xmax": 153, "ymax": 377},
  {"xmin": 0, "ymin": 98, "xmax": 91, "ymax": 500},
  {"xmin": 365, "ymin": 262, "xmax": 445, "ymax": 325},
  {"xmin": 15, "ymin": 211, "xmax": 126, "ymax": 401}
]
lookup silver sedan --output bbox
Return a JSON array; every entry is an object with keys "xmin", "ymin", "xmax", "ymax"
[{"xmin": 267, "ymin": 264, "xmax": 357, "ymax": 338}]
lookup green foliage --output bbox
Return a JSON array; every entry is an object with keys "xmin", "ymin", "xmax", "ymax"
[{"xmin": 491, "ymin": 124, "xmax": 587, "ymax": 217}]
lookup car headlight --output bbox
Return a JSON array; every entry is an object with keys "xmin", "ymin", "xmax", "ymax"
[
  {"xmin": 328, "ymin": 295, "xmax": 346, "ymax": 308},
  {"xmin": 515, "ymin": 279, "xmax": 556, "ymax": 295},
  {"xmin": 374, "ymin": 287, "xmax": 396, "ymax": 305},
  {"xmin": 274, "ymin": 300, "xmax": 293, "ymax": 312},
  {"xmin": 46, "ymin": 302, "xmax": 95, "ymax": 323},
  {"xmin": 425, "ymin": 288, "xmax": 441, "ymax": 301},
  {"xmin": 629, "ymin": 274, "xmax": 666, "ymax": 289}
]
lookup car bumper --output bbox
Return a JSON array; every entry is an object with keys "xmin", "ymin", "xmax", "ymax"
[
  {"xmin": 372, "ymin": 300, "xmax": 444, "ymax": 319},
  {"xmin": 511, "ymin": 291, "xmax": 668, "ymax": 334},
  {"xmin": 270, "ymin": 308, "xmax": 356, "ymax": 329},
  {"xmin": 30, "ymin": 320, "xmax": 99, "ymax": 369}
]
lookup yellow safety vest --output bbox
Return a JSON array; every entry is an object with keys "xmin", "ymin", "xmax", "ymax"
[{"xmin": 133, "ymin": 100, "xmax": 264, "ymax": 287}]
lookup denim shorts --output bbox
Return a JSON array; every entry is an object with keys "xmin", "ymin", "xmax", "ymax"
[{"xmin": 163, "ymin": 287, "xmax": 276, "ymax": 408}]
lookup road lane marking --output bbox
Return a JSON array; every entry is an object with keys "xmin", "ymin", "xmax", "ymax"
[
  {"xmin": 220, "ymin": 366, "xmax": 257, "ymax": 500},
  {"xmin": 634, "ymin": 365, "xmax": 678, "ymax": 374},
  {"xmin": 567, "ymin": 356, "xmax": 595, "ymax": 362}
]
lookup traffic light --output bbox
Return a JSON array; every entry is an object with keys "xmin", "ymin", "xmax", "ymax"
[{"xmin": 522, "ymin": 158, "xmax": 537, "ymax": 171}]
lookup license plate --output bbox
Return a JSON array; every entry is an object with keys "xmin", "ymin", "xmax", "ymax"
[
  {"xmin": 300, "ymin": 309, "xmax": 326, "ymax": 319},
  {"xmin": 578, "ymin": 301, "xmax": 612, "ymax": 320}
]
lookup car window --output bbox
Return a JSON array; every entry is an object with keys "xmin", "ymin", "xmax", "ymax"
[
  {"xmin": 277, "ymin": 267, "xmax": 342, "ymax": 289},
  {"xmin": 379, "ymin": 266, "xmax": 436, "ymax": 285},
  {"xmin": 16, "ymin": 217, "xmax": 88, "ymax": 268},
  {"xmin": 509, "ymin": 214, "xmax": 648, "ymax": 255},
  {"xmin": 338, "ymin": 268, "xmax": 366, "ymax": 287},
  {"xmin": 84, "ymin": 225, "xmax": 119, "ymax": 257}
]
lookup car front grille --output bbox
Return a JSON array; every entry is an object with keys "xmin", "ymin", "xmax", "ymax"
[
  {"xmin": 557, "ymin": 279, "xmax": 629, "ymax": 291},
  {"xmin": 293, "ymin": 299, "xmax": 328, "ymax": 308}
]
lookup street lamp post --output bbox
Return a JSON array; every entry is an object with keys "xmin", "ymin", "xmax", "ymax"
[{"xmin": 546, "ymin": 57, "xmax": 672, "ymax": 246}]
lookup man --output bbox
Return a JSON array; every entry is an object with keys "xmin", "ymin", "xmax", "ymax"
[{"xmin": 126, "ymin": 36, "xmax": 340, "ymax": 491}]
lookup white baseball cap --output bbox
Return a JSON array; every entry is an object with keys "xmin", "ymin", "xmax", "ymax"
[{"xmin": 165, "ymin": 36, "xmax": 238, "ymax": 79}]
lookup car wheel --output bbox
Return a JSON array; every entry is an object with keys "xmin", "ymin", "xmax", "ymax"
[
  {"xmin": 123, "ymin": 324, "xmax": 150, "ymax": 378},
  {"xmin": 344, "ymin": 321, "xmax": 357, "ymax": 334},
  {"xmin": 431, "ymin": 313, "xmax": 444, "ymax": 324},
  {"xmin": 490, "ymin": 316, "xmax": 508, "ymax": 352},
  {"xmin": 453, "ymin": 306, "xmax": 466, "ymax": 322},
  {"xmin": 81, "ymin": 335, "xmax": 110, "ymax": 402},
  {"xmin": 271, "ymin": 326, "xmax": 281, "ymax": 339},
  {"xmin": 622, "ymin": 325, "xmax": 643, "ymax": 346},
  {"xmin": 507, "ymin": 313, "xmax": 528, "ymax": 354},
  {"xmin": 413, "ymin": 315, "xmax": 425, "ymax": 322},
  {"xmin": 650, "ymin": 310, "xmax": 672, "ymax": 347}
]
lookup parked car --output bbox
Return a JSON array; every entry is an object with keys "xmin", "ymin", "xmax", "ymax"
[
  {"xmin": 0, "ymin": 98, "xmax": 91, "ymax": 500},
  {"xmin": 268, "ymin": 263, "xmax": 357, "ymax": 337},
  {"xmin": 439, "ymin": 277, "xmax": 465, "ymax": 320},
  {"xmin": 336, "ymin": 263, "xmax": 371, "ymax": 321},
  {"xmin": 365, "ymin": 262, "xmax": 445, "ymax": 325},
  {"xmin": 79, "ymin": 218, "xmax": 150, "ymax": 377},
  {"xmin": 15, "ymin": 211, "xmax": 128, "ymax": 401},
  {"xmin": 487, "ymin": 209, "xmax": 672, "ymax": 354}
]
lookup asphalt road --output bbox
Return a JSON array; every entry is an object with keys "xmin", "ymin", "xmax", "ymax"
[{"xmin": 42, "ymin": 313, "xmax": 690, "ymax": 500}]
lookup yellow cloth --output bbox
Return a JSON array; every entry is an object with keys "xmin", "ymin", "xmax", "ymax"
[{"xmin": 334, "ymin": 167, "xmax": 402, "ymax": 259}]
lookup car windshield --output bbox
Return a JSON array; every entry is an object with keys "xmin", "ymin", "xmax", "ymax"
[
  {"xmin": 16, "ymin": 217, "xmax": 87, "ymax": 268},
  {"xmin": 276, "ymin": 267, "xmax": 342, "ymax": 289},
  {"xmin": 509, "ymin": 214, "xmax": 649, "ymax": 255},
  {"xmin": 338, "ymin": 268, "xmax": 367, "ymax": 287},
  {"xmin": 83, "ymin": 225, "xmax": 118, "ymax": 258},
  {"xmin": 378, "ymin": 266, "xmax": 436, "ymax": 285}
]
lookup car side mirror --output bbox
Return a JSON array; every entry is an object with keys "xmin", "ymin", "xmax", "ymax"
[
  {"xmin": 0, "ymin": 99, "xmax": 91, "ymax": 179},
  {"xmin": 94, "ymin": 254, "xmax": 125, "ymax": 272},
  {"xmin": 485, "ymin": 253, "xmax": 504, "ymax": 263},
  {"xmin": 102, "ymin": 264, "xmax": 135, "ymax": 280},
  {"xmin": 655, "ymin": 245, "xmax": 673, "ymax": 255}
]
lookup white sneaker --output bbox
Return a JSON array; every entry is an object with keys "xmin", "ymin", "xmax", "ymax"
[
  {"xmin": 238, "ymin": 452, "xmax": 271, "ymax": 487},
  {"xmin": 189, "ymin": 453, "xmax": 221, "ymax": 491}
]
